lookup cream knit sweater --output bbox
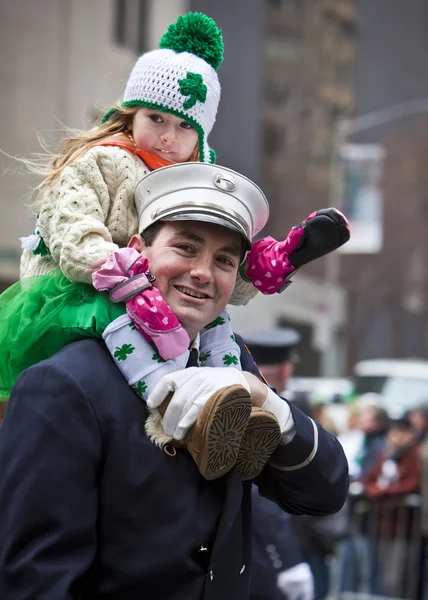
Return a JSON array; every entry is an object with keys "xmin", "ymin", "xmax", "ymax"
[{"xmin": 20, "ymin": 145, "xmax": 256, "ymax": 306}]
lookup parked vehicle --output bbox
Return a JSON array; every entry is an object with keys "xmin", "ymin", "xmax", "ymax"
[
  {"xmin": 353, "ymin": 358, "xmax": 428, "ymax": 417},
  {"xmin": 286, "ymin": 377, "xmax": 353, "ymax": 404}
]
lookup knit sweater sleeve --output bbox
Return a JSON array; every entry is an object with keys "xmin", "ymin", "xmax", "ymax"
[
  {"xmin": 37, "ymin": 147, "xmax": 142, "ymax": 284},
  {"xmin": 228, "ymin": 270, "xmax": 258, "ymax": 306}
]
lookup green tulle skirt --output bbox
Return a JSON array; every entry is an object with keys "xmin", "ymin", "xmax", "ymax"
[{"xmin": 0, "ymin": 269, "xmax": 125, "ymax": 398}]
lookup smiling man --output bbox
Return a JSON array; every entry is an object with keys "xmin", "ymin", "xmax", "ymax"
[
  {"xmin": 129, "ymin": 221, "xmax": 243, "ymax": 340},
  {"xmin": 0, "ymin": 162, "xmax": 349, "ymax": 600}
]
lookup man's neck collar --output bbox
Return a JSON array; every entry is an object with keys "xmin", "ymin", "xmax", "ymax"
[{"xmin": 190, "ymin": 333, "xmax": 200, "ymax": 353}]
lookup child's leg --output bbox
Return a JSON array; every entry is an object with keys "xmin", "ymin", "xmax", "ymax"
[
  {"xmin": 200, "ymin": 308, "xmax": 281, "ymax": 480},
  {"xmin": 104, "ymin": 313, "xmax": 254, "ymax": 480},
  {"xmin": 96, "ymin": 250, "xmax": 259, "ymax": 480},
  {"xmin": 199, "ymin": 309, "xmax": 242, "ymax": 369},
  {"xmin": 103, "ymin": 313, "xmax": 192, "ymax": 449},
  {"xmin": 102, "ymin": 313, "xmax": 189, "ymax": 403}
]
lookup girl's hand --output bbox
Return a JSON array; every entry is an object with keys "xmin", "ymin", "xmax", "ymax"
[
  {"xmin": 92, "ymin": 248, "xmax": 189, "ymax": 360},
  {"xmin": 243, "ymin": 208, "xmax": 350, "ymax": 295}
]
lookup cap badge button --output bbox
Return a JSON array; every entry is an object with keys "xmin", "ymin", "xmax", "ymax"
[{"xmin": 213, "ymin": 172, "xmax": 237, "ymax": 192}]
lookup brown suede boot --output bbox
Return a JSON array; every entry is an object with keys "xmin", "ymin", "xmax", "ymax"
[
  {"xmin": 156, "ymin": 384, "xmax": 252, "ymax": 480},
  {"xmin": 236, "ymin": 407, "xmax": 282, "ymax": 481}
]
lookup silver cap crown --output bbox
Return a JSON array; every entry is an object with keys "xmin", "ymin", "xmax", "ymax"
[{"xmin": 134, "ymin": 162, "xmax": 270, "ymax": 245}]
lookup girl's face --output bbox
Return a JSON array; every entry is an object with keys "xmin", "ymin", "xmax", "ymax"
[{"xmin": 131, "ymin": 108, "xmax": 199, "ymax": 163}]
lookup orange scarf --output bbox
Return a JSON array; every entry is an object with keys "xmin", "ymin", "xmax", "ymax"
[{"xmin": 96, "ymin": 133, "xmax": 176, "ymax": 170}]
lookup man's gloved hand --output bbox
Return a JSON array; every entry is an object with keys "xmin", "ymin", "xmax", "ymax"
[
  {"xmin": 276, "ymin": 562, "xmax": 314, "ymax": 600},
  {"xmin": 244, "ymin": 207, "xmax": 350, "ymax": 294},
  {"xmin": 92, "ymin": 247, "xmax": 189, "ymax": 359},
  {"xmin": 147, "ymin": 367, "xmax": 250, "ymax": 440}
]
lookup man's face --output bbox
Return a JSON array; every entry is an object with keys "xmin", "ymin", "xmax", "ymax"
[
  {"xmin": 256, "ymin": 361, "xmax": 292, "ymax": 392},
  {"xmin": 130, "ymin": 221, "xmax": 242, "ymax": 341}
]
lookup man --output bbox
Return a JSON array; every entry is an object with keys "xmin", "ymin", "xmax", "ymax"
[
  {"xmin": 360, "ymin": 416, "xmax": 420, "ymax": 597},
  {"xmin": 244, "ymin": 327, "xmax": 301, "ymax": 394},
  {"xmin": 0, "ymin": 162, "xmax": 349, "ymax": 599},
  {"xmin": 244, "ymin": 328, "xmax": 315, "ymax": 600},
  {"xmin": 338, "ymin": 400, "xmax": 391, "ymax": 597},
  {"xmin": 251, "ymin": 485, "xmax": 314, "ymax": 600}
]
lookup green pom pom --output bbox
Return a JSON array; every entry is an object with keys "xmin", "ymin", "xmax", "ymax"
[{"xmin": 159, "ymin": 12, "xmax": 224, "ymax": 71}]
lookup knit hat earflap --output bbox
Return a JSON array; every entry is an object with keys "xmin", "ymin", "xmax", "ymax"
[{"xmin": 102, "ymin": 13, "xmax": 223, "ymax": 164}]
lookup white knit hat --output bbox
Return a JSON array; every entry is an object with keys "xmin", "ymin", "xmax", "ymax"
[{"xmin": 102, "ymin": 13, "xmax": 223, "ymax": 164}]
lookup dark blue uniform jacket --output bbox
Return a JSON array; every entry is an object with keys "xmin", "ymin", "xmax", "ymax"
[
  {"xmin": 250, "ymin": 486, "xmax": 304, "ymax": 600},
  {"xmin": 0, "ymin": 335, "xmax": 348, "ymax": 599}
]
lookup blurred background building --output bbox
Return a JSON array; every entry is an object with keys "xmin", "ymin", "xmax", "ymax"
[
  {"xmin": 341, "ymin": 0, "xmax": 428, "ymax": 374},
  {"xmin": 2, "ymin": 0, "xmax": 428, "ymax": 379}
]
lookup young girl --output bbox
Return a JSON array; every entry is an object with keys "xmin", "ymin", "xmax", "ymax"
[
  {"xmin": 8, "ymin": 11, "xmax": 244, "ymax": 396},
  {"xmin": 0, "ymin": 12, "xmax": 349, "ymax": 480}
]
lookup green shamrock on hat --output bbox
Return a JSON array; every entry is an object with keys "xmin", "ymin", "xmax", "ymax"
[{"xmin": 179, "ymin": 72, "xmax": 207, "ymax": 109}]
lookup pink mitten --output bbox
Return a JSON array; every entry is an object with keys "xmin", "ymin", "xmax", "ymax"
[
  {"xmin": 245, "ymin": 207, "xmax": 350, "ymax": 294},
  {"xmin": 92, "ymin": 248, "xmax": 190, "ymax": 359}
]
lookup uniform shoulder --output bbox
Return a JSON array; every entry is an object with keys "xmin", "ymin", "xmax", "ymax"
[
  {"xmin": 39, "ymin": 339, "xmax": 144, "ymax": 418},
  {"xmin": 51, "ymin": 339, "xmax": 120, "ymax": 383},
  {"xmin": 234, "ymin": 333, "xmax": 260, "ymax": 375}
]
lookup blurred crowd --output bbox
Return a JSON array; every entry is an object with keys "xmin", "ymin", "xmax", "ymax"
[
  {"xmin": 242, "ymin": 327, "xmax": 428, "ymax": 600},
  {"xmin": 293, "ymin": 393, "xmax": 428, "ymax": 600}
]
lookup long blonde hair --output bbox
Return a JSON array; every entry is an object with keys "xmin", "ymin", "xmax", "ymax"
[{"xmin": 28, "ymin": 105, "xmax": 199, "ymax": 208}]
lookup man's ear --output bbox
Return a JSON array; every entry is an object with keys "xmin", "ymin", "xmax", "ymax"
[{"xmin": 128, "ymin": 234, "xmax": 146, "ymax": 253}]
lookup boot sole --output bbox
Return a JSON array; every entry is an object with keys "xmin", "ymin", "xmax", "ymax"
[
  {"xmin": 187, "ymin": 385, "xmax": 251, "ymax": 481},
  {"xmin": 236, "ymin": 408, "xmax": 282, "ymax": 480}
]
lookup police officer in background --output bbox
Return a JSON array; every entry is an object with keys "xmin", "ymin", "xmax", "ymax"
[
  {"xmin": 244, "ymin": 328, "xmax": 314, "ymax": 600},
  {"xmin": 244, "ymin": 328, "xmax": 301, "ymax": 395}
]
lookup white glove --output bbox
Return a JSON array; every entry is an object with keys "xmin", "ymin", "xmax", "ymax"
[
  {"xmin": 277, "ymin": 562, "xmax": 314, "ymax": 600},
  {"xmin": 147, "ymin": 367, "xmax": 251, "ymax": 440}
]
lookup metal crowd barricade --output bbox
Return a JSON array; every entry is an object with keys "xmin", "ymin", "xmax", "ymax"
[{"xmin": 331, "ymin": 492, "xmax": 424, "ymax": 600}]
